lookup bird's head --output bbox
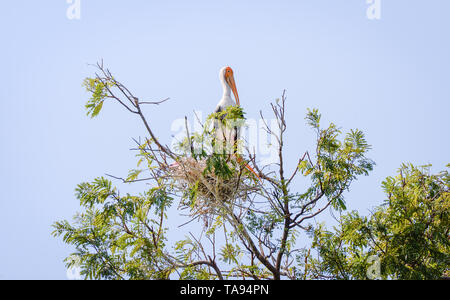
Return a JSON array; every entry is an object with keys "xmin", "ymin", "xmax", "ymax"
[{"xmin": 221, "ymin": 66, "xmax": 240, "ymax": 106}]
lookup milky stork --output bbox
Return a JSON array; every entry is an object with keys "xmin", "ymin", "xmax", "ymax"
[{"xmin": 214, "ymin": 66, "xmax": 259, "ymax": 179}]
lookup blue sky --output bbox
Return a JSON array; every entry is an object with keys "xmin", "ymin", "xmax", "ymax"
[{"xmin": 0, "ymin": 1, "xmax": 448, "ymax": 279}]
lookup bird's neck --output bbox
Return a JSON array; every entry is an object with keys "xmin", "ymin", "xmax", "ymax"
[
  {"xmin": 221, "ymin": 75, "xmax": 231, "ymax": 98},
  {"xmin": 222, "ymin": 85, "xmax": 231, "ymax": 98}
]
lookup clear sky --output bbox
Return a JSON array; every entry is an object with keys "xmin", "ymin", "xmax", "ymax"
[{"xmin": 0, "ymin": 1, "xmax": 448, "ymax": 279}]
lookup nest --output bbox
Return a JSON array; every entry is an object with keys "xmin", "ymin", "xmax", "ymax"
[{"xmin": 167, "ymin": 157, "xmax": 259, "ymax": 221}]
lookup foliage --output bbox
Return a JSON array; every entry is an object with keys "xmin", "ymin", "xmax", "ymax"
[
  {"xmin": 299, "ymin": 109, "xmax": 374, "ymax": 211},
  {"xmin": 83, "ymin": 78, "xmax": 110, "ymax": 118},
  {"xmin": 299, "ymin": 164, "xmax": 450, "ymax": 280},
  {"xmin": 53, "ymin": 178, "xmax": 173, "ymax": 279}
]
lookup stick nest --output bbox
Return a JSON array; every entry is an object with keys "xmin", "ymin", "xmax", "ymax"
[{"xmin": 167, "ymin": 157, "xmax": 258, "ymax": 220}]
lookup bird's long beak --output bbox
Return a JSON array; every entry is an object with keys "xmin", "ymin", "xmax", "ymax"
[{"xmin": 226, "ymin": 74, "xmax": 240, "ymax": 106}]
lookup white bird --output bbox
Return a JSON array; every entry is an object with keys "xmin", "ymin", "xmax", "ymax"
[
  {"xmin": 213, "ymin": 66, "xmax": 260, "ymax": 179},
  {"xmin": 213, "ymin": 66, "xmax": 240, "ymax": 152}
]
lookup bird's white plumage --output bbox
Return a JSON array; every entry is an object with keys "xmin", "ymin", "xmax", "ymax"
[
  {"xmin": 214, "ymin": 67, "xmax": 239, "ymax": 151},
  {"xmin": 216, "ymin": 67, "xmax": 236, "ymax": 108}
]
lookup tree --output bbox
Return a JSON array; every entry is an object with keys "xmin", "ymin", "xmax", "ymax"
[
  {"xmin": 52, "ymin": 62, "xmax": 374, "ymax": 280},
  {"xmin": 301, "ymin": 164, "xmax": 449, "ymax": 280}
]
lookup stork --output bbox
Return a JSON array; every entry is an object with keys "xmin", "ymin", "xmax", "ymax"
[
  {"xmin": 214, "ymin": 66, "xmax": 240, "ymax": 151},
  {"xmin": 213, "ymin": 66, "xmax": 259, "ymax": 179}
]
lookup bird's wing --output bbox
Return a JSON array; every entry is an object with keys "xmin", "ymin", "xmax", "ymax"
[
  {"xmin": 232, "ymin": 125, "xmax": 239, "ymax": 151},
  {"xmin": 214, "ymin": 105, "xmax": 222, "ymax": 114},
  {"xmin": 213, "ymin": 106, "xmax": 222, "ymax": 132}
]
